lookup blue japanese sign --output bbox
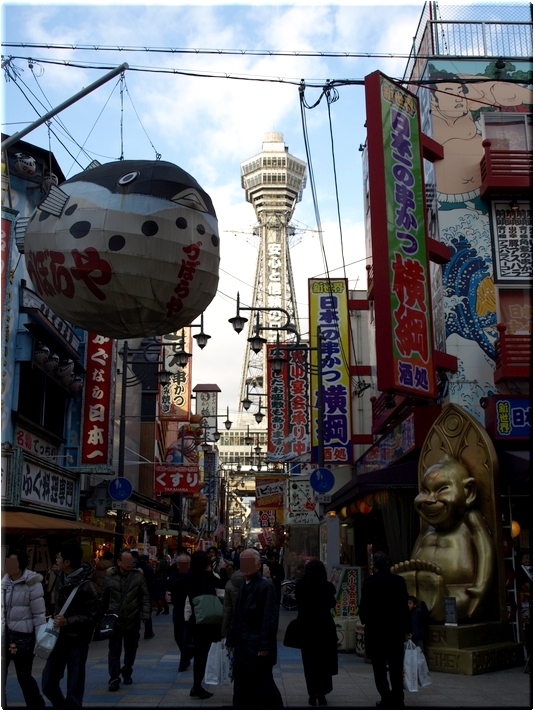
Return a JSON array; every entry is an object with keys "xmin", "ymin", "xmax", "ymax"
[
  {"xmin": 108, "ymin": 477, "xmax": 133, "ymax": 501},
  {"xmin": 310, "ymin": 467, "xmax": 335, "ymax": 493},
  {"xmin": 495, "ymin": 398, "xmax": 531, "ymax": 439}
]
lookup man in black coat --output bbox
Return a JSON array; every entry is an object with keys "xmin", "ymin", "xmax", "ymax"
[
  {"xmin": 41, "ymin": 543, "xmax": 99, "ymax": 708},
  {"xmin": 226, "ymin": 549, "xmax": 283, "ymax": 709},
  {"xmin": 359, "ymin": 551, "xmax": 410, "ymax": 708}
]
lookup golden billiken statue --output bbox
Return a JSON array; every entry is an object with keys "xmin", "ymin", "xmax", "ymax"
[{"xmin": 392, "ymin": 454, "xmax": 494, "ymax": 622}]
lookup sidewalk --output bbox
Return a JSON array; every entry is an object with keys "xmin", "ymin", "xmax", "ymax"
[{"xmin": 5, "ymin": 608, "xmax": 530, "ymax": 709}]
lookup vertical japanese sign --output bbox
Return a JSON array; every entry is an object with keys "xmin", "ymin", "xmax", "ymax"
[
  {"xmin": 81, "ymin": 333, "xmax": 114, "ymax": 464},
  {"xmin": 267, "ymin": 344, "xmax": 310, "ymax": 461},
  {"xmin": 309, "ymin": 279, "xmax": 352, "ymax": 464},
  {"xmin": 158, "ymin": 329, "xmax": 192, "ymax": 421},
  {"xmin": 365, "ymin": 70, "xmax": 436, "ymax": 397}
]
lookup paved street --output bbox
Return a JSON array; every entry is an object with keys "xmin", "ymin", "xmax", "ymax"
[{"xmin": 5, "ymin": 608, "xmax": 530, "ymax": 709}]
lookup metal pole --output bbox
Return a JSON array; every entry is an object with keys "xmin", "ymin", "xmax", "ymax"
[
  {"xmin": 114, "ymin": 340, "xmax": 128, "ymax": 562},
  {"xmin": 316, "ymin": 326, "xmax": 325, "ymax": 469},
  {"xmin": 2, "ymin": 63, "xmax": 129, "ymax": 151}
]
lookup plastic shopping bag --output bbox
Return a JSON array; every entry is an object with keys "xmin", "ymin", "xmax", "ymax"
[
  {"xmin": 203, "ymin": 641, "xmax": 222, "ymax": 686},
  {"xmin": 403, "ymin": 640, "xmax": 418, "ymax": 693},
  {"xmin": 417, "ymin": 646, "xmax": 432, "ymax": 687},
  {"xmin": 220, "ymin": 639, "xmax": 234, "ymax": 686},
  {"xmin": 34, "ymin": 620, "xmax": 60, "ymax": 660}
]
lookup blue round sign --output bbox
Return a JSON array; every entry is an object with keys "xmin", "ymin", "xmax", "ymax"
[
  {"xmin": 108, "ymin": 477, "xmax": 133, "ymax": 501},
  {"xmin": 310, "ymin": 467, "xmax": 335, "ymax": 493}
]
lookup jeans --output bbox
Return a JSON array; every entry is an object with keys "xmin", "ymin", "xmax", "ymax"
[
  {"xmin": 42, "ymin": 639, "xmax": 89, "ymax": 708},
  {"xmin": 2, "ymin": 644, "xmax": 45, "ymax": 708},
  {"xmin": 108, "ymin": 627, "xmax": 140, "ymax": 681}
]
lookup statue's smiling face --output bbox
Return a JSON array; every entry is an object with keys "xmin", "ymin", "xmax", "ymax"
[{"xmin": 415, "ymin": 464, "xmax": 471, "ymax": 530}]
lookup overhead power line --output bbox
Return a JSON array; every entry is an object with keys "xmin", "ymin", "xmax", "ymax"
[{"xmin": 0, "ymin": 42, "xmax": 434, "ymax": 59}]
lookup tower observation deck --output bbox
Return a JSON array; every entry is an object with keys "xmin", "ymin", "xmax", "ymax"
[{"xmin": 238, "ymin": 132, "xmax": 307, "ymax": 414}]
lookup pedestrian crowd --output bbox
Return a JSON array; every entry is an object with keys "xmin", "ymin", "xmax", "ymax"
[{"xmin": 2, "ymin": 544, "xmax": 427, "ymax": 709}]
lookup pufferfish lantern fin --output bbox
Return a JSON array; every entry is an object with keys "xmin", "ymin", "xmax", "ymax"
[
  {"xmin": 84, "ymin": 159, "xmax": 101, "ymax": 171},
  {"xmin": 171, "ymin": 189, "xmax": 209, "ymax": 213},
  {"xmin": 14, "ymin": 216, "xmax": 31, "ymax": 254},
  {"xmin": 38, "ymin": 184, "xmax": 69, "ymax": 218}
]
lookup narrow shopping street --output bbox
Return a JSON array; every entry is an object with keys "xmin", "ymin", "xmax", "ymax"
[{"xmin": 5, "ymin": 609, "xmax": 530, "ymax": 709}]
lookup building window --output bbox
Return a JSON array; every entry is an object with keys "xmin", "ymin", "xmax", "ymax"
[
  {"xmin": 483, "ymin": 113, "xmax": 532, "ymax": 150},
  {"xmin": 18, "ymin": 362, "xmax": 67, "ymax": 439}
]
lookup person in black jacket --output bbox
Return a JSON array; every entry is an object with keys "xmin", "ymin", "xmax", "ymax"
[
  {"xmin": 167, "ymin": 554, "xmax": 193, "ymax": 671},
  {"xmin": 295, "ymin": 559, "xmax": 338, "ymax": 706},
  {"xmin": 266, "ymin": 549, "xmax": 285, "ymax": 605},
  {"xmin": 408, "ymin": 596, "xmax": 427, "ymax": 652},
  {"xmin": 41, "ymin": 543, "xmax": 98, "ymax": 709},
  {"xmin": 359, "ymin": 551, "xmax": 410, "ymax": 708},
  {"xmin": 186, "ymin": 550, "xmax": 227, "ymax": 699},
  {"xmin": 102, "ymin": 550, "xmax": 151, "ymax": 692},
  {"xmin": 226, "ymin": 548, "xmax": 283, "ymax": 709}
]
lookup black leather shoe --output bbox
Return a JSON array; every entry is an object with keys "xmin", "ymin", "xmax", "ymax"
[
  {"xmin": 178, "ymin": 661, "xmax": 190, "ymax": 672},
  {"xmin": 122, "ymin": 675, "xmax": 133, "ymax": 685},
  {"xmin": 190, "ymin": 687, "xmax": 213, "ymax": 699},
  {"xmin": 318, "ymin": 695, "xmax": 327, "ymax": 706},
  {"xmin": 108, "ymin": 679, "xmax": 120, "ymax": 692},
  {"xmin": 308, "ymin": 695, "xmax": 317, "ymax": 706},
  {"xmin": 143, "ymin": 633, "xmax": 155, "ymax": 639}
]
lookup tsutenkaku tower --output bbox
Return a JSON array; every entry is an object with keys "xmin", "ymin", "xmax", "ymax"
[{"xmin": 238, "ymin": 132, "xmax": 307, "ymax": 414}]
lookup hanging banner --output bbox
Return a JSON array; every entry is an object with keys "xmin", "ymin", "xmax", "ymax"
[
  {"xmin": 309, "ymin": 278, "xmax": 352, "ymax": 464},
  {"xmin": 255, "ymin": 476, "xmax": 285, "ymax": 509},
  {"xmin": 81, "ymin": 333, "xmax": 115, "ymax": 464},
  {"xmin": 267, "ymin": 344, "xmax": 311, "ymax": 461},
  {"xmin": 159, "ymin": 329, "xmax": 192, "ymax": 420},
  {"xmin": 285, "ymin": 476, "xmax": 320, "ymax": 525},
  {"xmin": 1, "ymin": 217, "xmax": 11, "ymax": 312},
  {"xmin": 364, "ymin": 70, "xmax": 436, "ymax": 398},
  {"xmin": 154, "ymin": 464, "xmax": 201, "ymax": 493}
]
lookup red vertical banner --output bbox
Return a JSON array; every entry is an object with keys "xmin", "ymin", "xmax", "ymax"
[
  {"xmin": 267, "ymin": 344, "xmax": 311, "ymax": 461},
  {"xmin": 81, "ymin": 333, "xmax": 115, "ymax": 464}
]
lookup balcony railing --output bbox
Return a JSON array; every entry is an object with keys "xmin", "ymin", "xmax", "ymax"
[
  {"xmin": 494, "ymin": 323, "xmax": 532, "ymax": 383},
  {"xmin": 480, "ymin": 140, "xmax": 533, "ymax": 199}
]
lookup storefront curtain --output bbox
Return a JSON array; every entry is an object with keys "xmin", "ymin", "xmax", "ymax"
[{"xmin": 381, "ymin": 488, "xmax": 419, "ymax": 565}]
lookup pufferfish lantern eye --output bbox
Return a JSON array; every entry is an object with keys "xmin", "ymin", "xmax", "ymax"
[{"xmin": 117, "ymin": 171, "xmax": 140, "ymax": 186}]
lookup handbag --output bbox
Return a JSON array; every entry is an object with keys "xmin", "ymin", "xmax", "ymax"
[
  {"xmin": 283, "ymin": 618, "xmax": 302, "ymax": 649},
  {"xmin": 34, "ymin": 585, "xmax": 80, "ymax": 659},
  {"xmin": 403, "ymin": 640, "xmax": 419, "ymax": 693},
  {"xmin": 192, "ymin": 594, "xmax": 224, "ymax": 625},
  {"xmin": 100, "ymin": 574, "xmax": 136, "ymax": 639}
]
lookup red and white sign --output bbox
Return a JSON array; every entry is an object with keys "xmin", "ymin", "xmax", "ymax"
[
  {"xmin": 154, "ymin": 464, "xmax": 201, "ymax": 493},
  {"xmin": 267, "ymin": 344, "xmax": 311, "ymax": 461},
  {"xmin": 255, "ymin": 477, "xmax": 285, "ymax": 509},
  {"xmin": 81, "ymin": 333, "xmax": 114, "ymax": 464}
]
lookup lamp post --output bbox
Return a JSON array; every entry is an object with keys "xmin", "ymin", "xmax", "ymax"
[{"xmin": 115, "ymin": 339, "xmax": 172, "ymax": 561}]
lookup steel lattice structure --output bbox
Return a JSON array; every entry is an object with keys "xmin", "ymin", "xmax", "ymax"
[{"xmin": 238, "ymin": 132, "xmax": 307, "ymax": 414}]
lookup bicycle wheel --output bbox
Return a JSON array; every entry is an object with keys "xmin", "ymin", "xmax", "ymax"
[{"xmin": 280, "ymin": 581, "xmax": 297, "ymax": 610}]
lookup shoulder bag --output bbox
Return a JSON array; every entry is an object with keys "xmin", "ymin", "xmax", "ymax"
[
  {"xmin": 34, "ymin": 585, "xmax": 80, "ymax": 659},
  {"xmin": 100, "ymin": 573, "xmax": 135, "ymax": 639},
  {"xmin": 283, "ymin": 617, "xmax": 302, "ymax": 649},
  {"xmin": 192, "ymin": 594, "xmax": 224, "ymax": 625}
]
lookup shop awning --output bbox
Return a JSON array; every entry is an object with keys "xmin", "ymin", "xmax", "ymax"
[
  {"xmin": 2, "ymin": 511, "xmax": 115, "ymax": 538},
  {"xmin": 329, "ymin": 460, "xmax": 419, "ymax": 510}
]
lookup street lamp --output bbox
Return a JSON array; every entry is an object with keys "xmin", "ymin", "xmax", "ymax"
[
  {"xmin": 228, "ymin": 292, "xmax": 300, "ymax": 340},
  {"xmin": 116, "ymin": 339, "xmax": 172, "ymax": 560}
]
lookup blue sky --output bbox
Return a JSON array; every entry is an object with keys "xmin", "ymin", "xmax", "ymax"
[{"xmin": 1, "ymin": 0, "xmax": 519, "ymax": 414}]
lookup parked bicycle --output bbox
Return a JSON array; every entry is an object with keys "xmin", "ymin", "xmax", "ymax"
[{"xmin": 280, "ymin": 579, "xmax": 297, "ymax": 610}]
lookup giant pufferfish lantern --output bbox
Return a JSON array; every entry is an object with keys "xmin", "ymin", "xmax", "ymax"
[{"xmin": 22, "ymin": 160, "xmax": 219, "ymax": 338}]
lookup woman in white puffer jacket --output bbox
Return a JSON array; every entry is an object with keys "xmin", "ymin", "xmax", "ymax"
[{"xmin": 1, "ymin": 549, "xmax": 46, "ymax": 708}]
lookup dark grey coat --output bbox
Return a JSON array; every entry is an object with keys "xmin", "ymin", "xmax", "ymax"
[{"xmin": 102, "ymin": 567, "xmax": 150, "ymax": 631}]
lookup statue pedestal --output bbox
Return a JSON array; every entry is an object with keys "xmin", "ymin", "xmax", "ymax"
[{"xmin": 426, "ymin": 622, "xmax": 524, "ymax": 675}]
